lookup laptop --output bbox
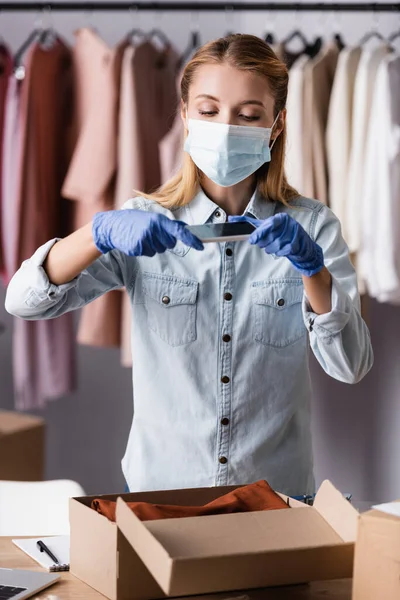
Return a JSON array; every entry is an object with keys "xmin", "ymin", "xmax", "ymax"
[{"xmin": 0, "ymin": 568, "xmax": 60, "ymax": 599}]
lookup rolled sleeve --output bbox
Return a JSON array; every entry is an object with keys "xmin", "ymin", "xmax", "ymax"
[
  {"xmin": 302, "ymin": 275, "xmax": 351, "ymax": 340},
  {"xmin": 5, "ymin": 238, "xmax": 129, "ymax": 320},
  {"xmin": 305, "ymin": 205, "xmax": 373, "ymax": 383}
]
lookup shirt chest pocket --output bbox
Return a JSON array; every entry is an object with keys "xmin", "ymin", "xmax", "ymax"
[
  {"xmin": 251, "ymin": 279, "xmax": 306, "ymax": 348},
  {"xmin": 142, "ymin": 272, "xmax": 199, "ymax": 347}
]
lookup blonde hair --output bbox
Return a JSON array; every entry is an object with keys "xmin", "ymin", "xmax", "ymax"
[{"xmin": 139, "ymin": 34, "xmax": 298, "ymax": 208}]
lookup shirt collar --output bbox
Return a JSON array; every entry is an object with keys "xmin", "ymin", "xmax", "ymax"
[
  {"xmin": 244, "ymin": 188, "xmax": 277, "ymax": 221},
  {"xmin": 178, "ymin": 186, "xmax": 277, "ymax": 225}
]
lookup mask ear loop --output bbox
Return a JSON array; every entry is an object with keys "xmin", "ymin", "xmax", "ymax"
[{"xmin": 269, "ymin": 111, "xmax": 281, "ymax": 151}]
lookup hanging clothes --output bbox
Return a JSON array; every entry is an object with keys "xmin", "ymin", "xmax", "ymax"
[
  {"xmin": 303, "ymin": 42, "xmax": 339, "ymax": 205},
  {"xmin": 285, "ymin": 55, "xmax": 309, "ymax": 193},
  {"xmin": 326, "ymin": 46, "xmax": 361, "ymax": 235},
  {"xmin": 12, "ymin": 39, "xmax": 76, "ymax": 410},
  {"xmin": 345, "ymin": 44, "xmax": 390, "ymax": 257},
  {"xmin": 114, "ymin": 40, "xmax": 179, "ymax": 367},
  {"xmin": 159, "ymin": 68, "xmax": 184, "ymax": 184},
  {"xmin": 1, "ymin": 58, "xmax": 21, "ymax": 286},
  {"xmin": 159, "ymin": 105, "xmax": 184, "ymax": 183},
  {"xmin": 0, "ymin": 45, "xmax": 13, "ymax": 281},
  {"xmin": 360, "ymin": 54, "xmax": 400, "ymax": 304},
  {"xmin": 275, "ymin": 43, "xmax": 305, "ymax": 70},
  {"xmin": 62, "ymin": 28, "xmax": 122, "ymax": 348}
]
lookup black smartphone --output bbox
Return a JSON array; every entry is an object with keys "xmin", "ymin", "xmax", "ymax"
[{"xmin": 187, "ymin": 221, "xmax": 256, "ymax": 243}]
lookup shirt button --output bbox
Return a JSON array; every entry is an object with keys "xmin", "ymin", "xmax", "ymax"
[
  {"xmin": 215, "ymin": 210, "xmax": 221, "ymax": 218},
  {"xmin": 277, "ymin": 298, "xmax": 285, "ymax": 307},
  {"xmin": 219, "ymin": 456, "xmax": 228, "ymax": 464},
  {"xmin": 226, "ymin": 248, "xmax": 233, "ymax": 257},
  {"xmin": 224, "ymin": 292, "xmax": 233, "ymax": 301},
  {"xmin": 221, "ymin": 417, "xmax": 230, "ymax": 426},
  {"xmin": 162, "ymin": 296, "xmax": 170, "ymax": 305},
  {"xmin": 222, "ymin": 334, "xmax": 231, "ymax": 343},
  {"xmin": 221, "ymin": 376, "xmax": 230, "ymax": 384}
]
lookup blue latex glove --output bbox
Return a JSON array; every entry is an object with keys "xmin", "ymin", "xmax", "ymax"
[
  {"xmin": 229, "ymin": 213, "xmax": 324, "ymax": 277},
  {"xmin": 92, "ymin": 210, "xmax": 204, "ymax": 257}
]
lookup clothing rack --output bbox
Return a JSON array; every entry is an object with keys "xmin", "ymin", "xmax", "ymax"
[{"xmin": 0, "ymin": 2, "xmax": 398, "ymax": 12}]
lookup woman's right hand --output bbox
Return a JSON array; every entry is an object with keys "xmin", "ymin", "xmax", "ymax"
[{"xmin": 92, "ymin": 209, "xmax": 204, "ymax": 257}]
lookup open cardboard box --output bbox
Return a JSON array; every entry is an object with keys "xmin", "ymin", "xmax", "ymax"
[
  {"xmin": 70, "ymin": 480, "xmax": 358, "ymax": 600},
  {"xmin": 352, "ymin": 501, "xmax": 400, "ymax": 600}
]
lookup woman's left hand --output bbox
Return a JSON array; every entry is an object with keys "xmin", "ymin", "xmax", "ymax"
[{"xmin": 228, "ymin": 213, "xmax": 324, "ymax": 278}]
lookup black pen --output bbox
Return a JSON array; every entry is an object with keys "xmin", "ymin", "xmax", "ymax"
[{"xmin": 37, "ymin": 540, "xmax": 59, "ymax": 564}]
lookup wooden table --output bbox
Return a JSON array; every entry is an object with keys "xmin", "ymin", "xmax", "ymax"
[{"xmin": 0, "ymin": 536, "xmax": 353, "ymax": 600}]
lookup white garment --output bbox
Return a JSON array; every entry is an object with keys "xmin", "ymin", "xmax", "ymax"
[
  {"xmin": 360, "ymin": 54, "xmax": 400, "ymax": 303},
  {"xmin": 115, "ymin": 45, "xmax": 137, "ymax": 210},
  {"xmin": 346, "ymin": 45, "xmax": 389, "ymax": 254},
  {"xmin": 326, "ymin": 46, "xmax": 361, "ymax": 234},
  {"xmin": 285, "ymin": 55, "xmax": 309, "ymax": 193}
]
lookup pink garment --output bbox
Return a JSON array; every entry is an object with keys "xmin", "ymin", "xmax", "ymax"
[
  {"xmin": 159, "ymin": 69, "xmax": 184, "ymax": 184},
  {"xmin": 62, "ymin": 28, "xmax": 121, "ymax": 348},
  {"xmin": 1, "ymin": 75, "xmax": 23, "ymax": 284},
  {"xmin": 11, "ymin": 42, "xmax": 75, "ymax": 410},
  {"xmin": 0, "ymin": 45, "xmax": 13, "ymax": 279},
  {"xmin": 114, "ymin": 42, "xmax": 179, "ymax": 367}
]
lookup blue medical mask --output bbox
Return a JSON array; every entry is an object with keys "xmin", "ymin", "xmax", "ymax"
[{"xmin": 184, "ymin": 113, "xmax": 280, "ymax": 187}]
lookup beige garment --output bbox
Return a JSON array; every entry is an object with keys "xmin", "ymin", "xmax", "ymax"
[
  {"xmin": 346, "ymin": 44, "xmax": 389, "ymax": 255},
  {"xmin": 326, "ymin": 46, "xmax": 361, "ymax": 234},
  {"xmin": 159, "ymin": 110, "xmax": 184, "ymax": 183},
  {"xmin": 115, "ymin": 46, "xmax": 136, "ymax": 366},
  {"xmin": 62, "ymin": 28, "xmax": 121, "ymax": 347},
  {"xmin": 303, "ymin": 43, "xmax": 339, "ymax": 205},
  {"xmin": 115, "ymin": 42, "xmax": 179, "ymax": 366},
  {"xmin": 159, "ymin": 69, "xmax": 184, "ymax": 184},
  {"xmin": 285, "ymin": 55, "xmax": 309, "ymax": 193}
]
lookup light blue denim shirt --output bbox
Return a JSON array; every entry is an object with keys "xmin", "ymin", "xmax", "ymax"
[{"xmin": 5, "ymin": 190, "xmax": 373, "ymax": 496}]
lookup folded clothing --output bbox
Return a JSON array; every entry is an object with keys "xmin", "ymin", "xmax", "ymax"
[{"xmin": 91, "ymin": 479, "xmax": 289, "ymax": 522}]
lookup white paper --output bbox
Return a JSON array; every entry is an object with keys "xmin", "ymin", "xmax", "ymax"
[
  {"xmin": 12, "ymin": 535, "xmax": 70, "ymax": 570},
  {"xmin": 372, "ymin": 501, "xmax": 400, "ymax": 518}
]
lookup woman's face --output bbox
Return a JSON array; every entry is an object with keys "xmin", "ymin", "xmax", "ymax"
[{"xmin": 183, "ymin": 63, "xmax": 283, "ymax": 134}]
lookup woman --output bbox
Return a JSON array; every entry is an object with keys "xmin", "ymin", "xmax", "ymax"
[{"xmin": 6, "ymin": 35, "xmax": 373, "ymax": 496}]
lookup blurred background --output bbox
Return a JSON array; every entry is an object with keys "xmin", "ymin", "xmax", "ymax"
[{"xmin": 0, "ymin": 0, "xmax": 399, "ymax": 504}]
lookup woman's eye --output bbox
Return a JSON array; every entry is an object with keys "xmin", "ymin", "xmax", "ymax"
[
  {"xmin": 198, "ymin": 110, "xmax": 217, "ymax": 117},
  {"xmin": 240, "ymin": 114, "xmax": 260, "ymax": 122}
]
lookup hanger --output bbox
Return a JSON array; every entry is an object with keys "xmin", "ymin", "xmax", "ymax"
[
  {"xmin": 333, "ymin": 32, "xmax": 345, "ymax": 50},
  {"xmin": 178, "ymin": 29, "xmax": 200, "ymax": 70},
  {"xmin": 281, "ymin": 29, "xmax": 322, "ymax": 59},
  {"xmin": 147, "ymin": 28, "xmax": 170, "ymax": 50},
  {"xmin": 125, "ymin": 26, "xmax": 147, "ymax": 45},
  {"xmin": 359, "ymin": 6, "xmax": 385, "ymax": 46},
  {"xmin": 359, "ymin": 30, "xmax": 385, "ymax": 45},
  {"xmin": 263, "ymin": 10, "xmax": 276, "ymax": 45},
  {"xmin": 389, "ymin": 30, "xmax": 400, "ymax": 43},
  {"xmin": 329, "ymin": 7, "xmax": 345, "ymax": 50},
  {"xmin": 14, "ymin": 7, "xmax": 57, "ymax": 72},
  {"xmin": 14, "ymin": 29, "xmax": 41, "ymax": 69}
]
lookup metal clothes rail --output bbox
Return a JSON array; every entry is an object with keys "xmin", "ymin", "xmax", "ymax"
[{"xmin": 0, "ymin": 2, "xmax": 398, "ymax": 12}]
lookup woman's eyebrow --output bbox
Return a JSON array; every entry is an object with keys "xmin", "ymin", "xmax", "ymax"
[
  {"xmin": 195, "ymin": 94, "xmax": 220, "ymax": 101},
  {"xmin": 194, "ymin": 95, "xmax": 266, "ymax": 108},
  {"xmin": 239, "ymin": 100, "xmax": 266, "ymax": 107}
]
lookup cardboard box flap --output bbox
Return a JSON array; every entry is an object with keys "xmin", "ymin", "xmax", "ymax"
[
  {"xmin": 116, "ymin": 497, "xmax": 173, "ymax": 593},
  {"xmin": 313, "ymin": 480, "xmax": 359, "ymax": 543},
  {"xmin": 116, "ymin": 494, "xmax": 346, "ymax": 595}
]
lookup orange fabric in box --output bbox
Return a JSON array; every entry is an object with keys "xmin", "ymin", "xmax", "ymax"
[{"xmin": 92, "ymin": 480, "xmax": 289, "ymax": 522}]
